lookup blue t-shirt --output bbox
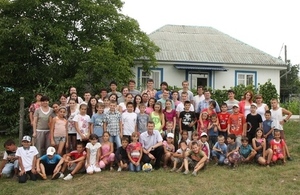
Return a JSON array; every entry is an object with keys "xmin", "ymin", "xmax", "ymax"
[
  {"xmin": 262, "ymin": 119, "xmax": 274, "ymax": 141},
  {"xmin": 213, "ymin": 142, "xmax": 227, "ymax": 155},
  {"xmin": 208, "ymin": 126, "xmax": 219, "ymax": 137},
  {"xmin": 91, "ymin": 113, "xmax": 105, "ymax": 137},
  {"xmin": 40, "ymin": 154, "xmax": 61, "ymax": 164},
  {"xmin": 239, "ymin": 144, "xmax": 253, "ymax": 158}
]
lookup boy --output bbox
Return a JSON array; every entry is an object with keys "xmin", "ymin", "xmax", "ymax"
[
  {"xmin": 104, "ymin": 100, "xmax": 123, "ymax": 148},
  {"xmin": 90, "ymin": 102, "xmax": 105, "ymax": 142},
  {"xmin": 59, "ymin": 142, "xmax": 86, "ymax": 180},
  {"xmin": 239, "ymin": 136, "xmax": 256, "ymax": 163},
  {"xmin": 36, "ymin": 146, "xmax": 62, "ymax": 180},
  {"xmin": 246, "ymin": 103, "xmax": 262, "ymax": 142},
  {"xmin": 170, "ymin": 141, "xmax": 190, "ymax": 172},
  {"xmin": 85, "ymin": 134, "xmax": 101, "ymax": 174},
  {"xmin": 137, "ymin": 104, "xmax": 150, "ymax": 134},
  {"xmin": 163, "ymin": 121, "xmax": 174, "ymax": 140},
  {"xmin": 0, "ymin": 139, "xmax": 18, "ymax": 178},
  {"xmin": 16, "ymin": 136, "xmax": 39, "ymax": 183},
  {"xmin": 207, "ymin": 114, "xmax": 220, "ymax": 149},
  {"xmin": 218, "ymin": 103, "xmax": 230, "ymax": 140},
  {"xmin": 226, "ymin": 134, "xmax": 240, "ymax": 168},
  {"xmin": 227, "ymin": 104, "xmax": 246, "ymax": 147},
  {"xmin": 183, "ymin": 141, "xmax": 208, "ymax": 176},
  {"xmin": 122, "ymin": 102, "xmax": 137, "ymax": 141},
  {"xmin": 116, "ymin": 137, "xmax": 130, "ymax": 172},
  {"xmin": 263, "ymin": 110, "xmax": 275, "ymax": 145},
  {"xmin": 179, "ymin": 101, "xmax": 197, "ymax": 140},
  {"xmin": 211, "ymin": 135, "xmax": 227, "ymax": 165}
]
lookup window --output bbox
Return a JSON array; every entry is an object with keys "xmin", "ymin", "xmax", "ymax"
[
  {"xmin": 138, "ymin": 68, "xmax": 163, "ymax": 90},
  {"xmin": 236, "ymin": 71, "xmax": 256, "ymax": 86}
]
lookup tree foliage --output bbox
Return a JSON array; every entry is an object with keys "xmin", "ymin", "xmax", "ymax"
[{"xmin": 280, "ymin": 64, "xmax": 300, "ymax": 102}]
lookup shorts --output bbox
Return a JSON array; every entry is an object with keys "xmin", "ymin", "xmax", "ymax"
[
  {"xmin": 272, "ymin": 153, "xmax": 284, "ymax": 162},
  {"xmin": 68, "ymin": 162, "xmax": 86, "ymax": 173},
  {"xmin": 86, "ymin": 164, "xmax": 101, "ymax": 173},
  {"xmin": 186, "ymin": 157, "xmax": 206, "ymax": 169},
  {"xmin": 229, "ymin": 151, "xmax": 240, "ymax": 161},
  {"xmin": 41, "ymin": 161, "xmax": 58, "ymax": 175},
  {"xmin": 172, "ymin": 157, "xmax": 183, "ymax": 164},
  {"xmin": 54, "ymin": 136, "xmax": 66, "ymax": 145},
  {"xmin": 255, "ymin": 153, "xmax": 262, "ymax": 161}
]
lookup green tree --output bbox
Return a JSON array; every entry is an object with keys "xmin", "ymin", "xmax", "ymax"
[{"xmin": 280, "ymin": 64, "xmax": 300, "ymax": 102}]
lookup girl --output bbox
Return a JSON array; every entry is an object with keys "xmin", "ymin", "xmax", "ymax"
[
  {"xmin": 252, "ymin": 128, "xmax": 272, "ymax": 166},
  {"xmin": 197, "ymin": 111, "xmax": 209, "ymax": 135},
  {"xmin": 178, "ymin": 130, "xmax": 191, "ymax": 146},
  {"xmin": 133, "ymin": 94, "xmax": 142, "ymax": 114},
  {"xmin": 126, "ymin": 132, "xmax": 143, "ymax": 172},
  {"xmin": 70, "ymin": 92, "xmax": 80, "ymax": 109},
  {"xmin": 66, "ymin": 98, "xmax": 79, "ymax": 151},
  {"xmin": 150, "ymin": 102, "xmax": 165, "ymax": 135},
  {"xmin": 86, "ymin": 134, "xmax": 101, "ymax": 174},
  {"xmin": 87, "ymin": 97, "xmax": 98, "ymax": 117},
  {"xmin": 239, "ymin": 90, "xmax": 253, "ymax": 118},
  {"xmin": 50, "ymin": 102, "xmax": 60, "ymax": 118},
  {"xmin": 163, "ymin": 133, "xmax": 175, "ymax": 169},
  {"xmin": 188, "ymin": 131, "xmax": 201, "ymax": 149},
  {"xmin": 99, "ymin": 132, "xmax": 115, "ymax": 171},
  {"xmin": 255, "ymin": 94, "xmax": 269, "ymax": 121},
  {"xmin": 163, "ymin": 99, "xmax": 176, "ymax": 132},
  {"xmin": 29, "ymin": 93, "xmax": 42, "ymax": 127},
  {"xmin": 108, "ymin": 94, "xmax": 121, "ymax": 113},
  {"xmin": 66, "ymin": 86, "xmax": 83, "ymax": 104},
  {"xmin": 103, "ymin": 97, "xmax": 110, "ymax": 114},
  {"xmin": 207, "ymin": 114, "xmax": 221, "ymax": 149},
  {"xmin": 146, "ymin": 97, "xmax": 156, "ymax": 115},
  {"xmin": 59, "ymin": 94, "xmax": 68, "ymax": 107},
  {"xmin": 73, "ymin": 104, "xmax": 91, "ymax": 144},
  {"xmin": 50, "ymin": 107, "xmax": 68, "ymax": 156},
  {"xmin": 270, "ymin": 130, "xmax": 286, "ymax": 164},
  {"xmin": 119, "ymin": 93, "xmax": 133, "ymax": 113}
]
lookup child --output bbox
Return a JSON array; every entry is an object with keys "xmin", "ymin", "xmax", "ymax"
[
  {"xmin": 178, "ymin": 130, "xmax": 191, "ymax": 147},
  {"xmin": 252, "ymin": 128, "xmax": 273, "ymax": 166},
  {"xmin": 199, "ymin": 132, "xmax": 210, "ymax": 161},
  {"xmin": 126, "ymin": 132, "xmax": 143, "ymax": 172},
  {"xmin": 116, "ymin": 137, "xmax": 130, "ymax": 172},
  {"xmin": 163, "ymin": 121, "xmax": 174, "ymax": 140},
  {"xmin": 0, "ymin": 139, "xmax": 18, "ymax": 178},
  {"xmin": 263, "ymin": 110, "xmax": 275, "ymax": 145},
  {"xmin": 99, "ymin": 132, "xmax": 115, "ymax": 171},
  {"xmin": 50, "ymin": 107, "xmax": 68, "ymax": 156},
  {"xmin": 104, "ymin": 100, "xmax": 122, "ymax": 148},
  {"xmin": 163, "ymin": 99, "xmax": 176, "ymax": 132},
  {"xmin": 170, "ymin": 141, "xmax": 190, "ymax": 172},
  {"xmin": 36, "ymin": 146, "xmax": 62, "ymax": 180},
  {"xmin": 188, "ymin": 131, "xmax": 201, "ymax": 149},
  {"xmin": 227, "ymin": 104, "xmax": 246, "ymax": 147},
  {"xmin": 197, "ymin": 111, "xmax": 209, "ymax": 135},
  {"xmin": 163, "ymin": 133, "xmax": 175, "ymax": 169},
  {"xmin": 73, "ymin": 104, "xmax": 91, "ymax": 145},
  {"xmin": 66, "ymin": 98, "xmax": 79, "ymax": 152},
  {"xmin": 133, "ymin": 94, "xmax": 142, "ymax": 113},
  {"xmin": 59, "ymin": 141, "xmax": 86, "ymax": 180},
  {"xmin": 137, "ymin": 104, "xmax": 150, "ymax": 134},
  {"xmin": 239, "ymin": 136, "xmax": 256, "ymax": 163},
  {"xmin": 207, "ymin": 114, "xmax": 220, "ymax": 149},
  {"xmin": 103, "ymin": 97, "xmax": 110, "ymax": 114},
  {"xmin": 16, "ymin": 136, "xmax": 39, "ymax": 183},
  {"xmin": 183, "ymin": 141, "xmax": 208, "ymax": 176},
  {"xmin": 218, "ymin": 103, "xmax": 230, "ymax": 139},
  {"xmin": 85, "ymin": 134, "xmax": 101, "ymax": 174},
  {"xmin": 226, "ymin": 134, "xmax": 240, "ymax": 168},
  {"xmin": 211, "ymin": 135, "xmax": 227, "ymax": 165},
  {"xmin": 90, "ymin": 103, "xmax": 105, "ymax": 142},
  {"xmin": 122, "ymin": 102, "xmax": 138, "ymax": 140},
  {"xmin": 150, "ymin": 102, "xmax": 165, "ymax": 135},
  {"xmin": 246, "ymin": 103, "xmax": 263, "ymax": 142},
  {"xmin": 270, "ymin": 130, "xmax": 286, "ymax": 164},
  {"xmin": 179, "ymin": 101, "xmax": 197, "ymax": 140}
]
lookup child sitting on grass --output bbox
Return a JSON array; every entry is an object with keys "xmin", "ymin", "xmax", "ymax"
[
  {"xmin": 239, "ymin": 136, "xmax": 256, "ymax": 163},
  {"xmin": 163, "ymin": 133, "xmax": 175, "ymax": 169},
  {"xmin": 126, "ymin": 132, "xmax": 143, "ymax": 172},
  {"xmin": 0, "ymin": 139, "xmax": 18, "ymax": 178},
  {"xmin": 99, "ymin": 132, "xmax": 115, "ymax": 171},
  {"xmin": 252, "ymin": 128, "xmax": 273, "ymax": 167},
  {"xmin": 85, "ymin": 134, "xmax": 101, "ymax": 174},
  {"xmin": 116, "ymin": 137, "xmax": 130, "ymax": 172},
  {"xmin": 270, "ymin": 130, "xmax": 286, "ymax": 164},
  {"xmin": 211, "ymin": 135, "xmax": 227, "ymax": 165},
  {"xmin": 170, "ymin": 141, "xmax": 190, "ymax": 172},
  {"xmin": 226, "ymin": 134, "xmax": 240, "ymax": 168}
]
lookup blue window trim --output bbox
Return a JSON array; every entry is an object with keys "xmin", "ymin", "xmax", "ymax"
[
  {"xmin": 185, "ymin": 70, "xmax": 212, "ymax": 88},
  {"xmin": 235, "ymin": 70, "xmax": 257, "ymax": 87},
  {"xmin": 137, "ymin": 67, "xmax": 164, "ymax": 88}
]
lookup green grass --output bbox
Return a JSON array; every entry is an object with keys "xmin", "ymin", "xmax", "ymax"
[{"xmin": 1, "ymin": 122, "xmax": 300, "ymax": 195}]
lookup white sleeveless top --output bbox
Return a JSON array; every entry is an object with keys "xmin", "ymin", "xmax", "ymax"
[
  {"xmin": 270, "ymin": 107, "xmax": 283, "ymax": 130},
  {"xmin": 256, "ymin": 103, "xmax": 266, "ymax": 121}
]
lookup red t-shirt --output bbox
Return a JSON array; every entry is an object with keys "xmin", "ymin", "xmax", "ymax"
[
  {"xmin": 70, "ymin": 150, "xmax": 86, "ymax": 160},
  {"xmin": 228, "ymin": 113, "xmax": 245, "ymax": 136},
  {"xmin": 218, "ymin": 112, "xmax": 230, "ymax": 130},
  {"xmin": 270, "ymin": 139, "xmax": 286, "ymax": 155}
]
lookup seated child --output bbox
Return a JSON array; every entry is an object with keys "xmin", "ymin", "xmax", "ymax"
[
  {"xmin": 99, "ymin": 132, "xmax": 115, "ymax": 171},
  {"xmin": 188, "ymin": 131, "xmax": 201, "ymax": 149},
  {"xmin": 170, "ymin": 141, "xmax": 190, "ymax": 172},
  {"xmin": 126, "ymin": 132, "xmax": 143, "ymax": 172},
  {"xmin": 163, "ymin": 121, "xmax": 174, "ymax": 140},
  {"xmin": 0, "ymin": 139, "xmax": 18, "ymax": 178},
  {"xmin": 183, "ymin": 141, "xmax": 208, "ymax": 176},
  {"xmin": 270, "ymin": 130, "xmax": 286, "ymax": 164},
  {"xmin": 116, "ymin": 137, "xmax": 130, "ymax": 172},
  {"xmin": 239, "ymin": 136, "xmax": 256, "ymax": 163},
  {"xmin": 211, "ymin": 135, "xmax": 227, "ymax": 165},
  {"xmin": 163, "ymin": 133, "xmax": 175, "ymax": 169},
  {"xmin": 59, "ymin": 141, "xmax": 86, "ymax": 180},
  {"xmin": 16, "ymin": 136, "xmax": 39, "ymax": 183},
  {"xmin": 36, "ymin": 146, "xmax": 62, "ymax": 180},
  {"xmin": 199, "ymin": 132, "xmax": 210, "ymax": 161},
  {"xmin": 226, "ymin": 134, "xmax": 240, "ymax": 168},
  {"xmin": 86, "ymin": 134, "xmax": 101, "ymax": 174},
  {"xmin": 252, "ymin": 128, "xmax": 273, "ymax": 166}
]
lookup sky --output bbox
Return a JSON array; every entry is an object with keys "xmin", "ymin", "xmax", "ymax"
[{"xmin": 121, "ymin": 0, "xmax": 299, "ymax": 65}]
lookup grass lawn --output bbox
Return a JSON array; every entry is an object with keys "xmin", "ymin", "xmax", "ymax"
[{"xmin": 1, "ymin": 122, "xmax": 300, "ymax": 195}]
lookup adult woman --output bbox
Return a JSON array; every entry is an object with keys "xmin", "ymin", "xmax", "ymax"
[
  {"xmin": 59, "ymin": 94, "xmax": 68, "ymax": 107},
  {"xmin": 119, "ymin": 93, "xmax": 133, "ymax": 113},
  {"xmin": 87, "ymin": 97, "xmax": 98, "ymax": 117},
  {"xmin": 66, "ymin": 86, "xmax": 83, "ymax": 104},
  {"xmin": 118, "ymin": 86, "xmax": 129, "ymax": 104},
  {"xmin": 255, "ymin": 94, "xmax": 269, "ymax": 121},
  {"xmin": 133, "ymin": 94, "xmax": 142, "ymax": 113},
  {"xmin": 238, "ymin": 90, "xmax": 253, "ymax": 118},
  {"xmin": 146, "ymin": 97, "xmax": 156, "ymax": 115}
]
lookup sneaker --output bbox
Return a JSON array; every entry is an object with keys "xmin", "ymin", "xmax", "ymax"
[
  {"xmin": 52, "ymin": 172, "xmax": 60, "ymax": 180},
  {"xmin": 183, "ymin": 170, "xmax": 189, "ymax": 175},
  {"xmin": 59, "ymin": 172, "xmax": 64, "ymax": 179},
  {"xmin": 287, "ymin": 156, "xmax": 293, "ymax": 161},
  {"xmin": 63, "ymin": 173, "xmax": 73, "ymax": 181},
  {"xmin": 192, "ymin": 171, "xmax": 197, "ymax": 176},
  {"xmin": 110, "ymin": 167, "xmax": 114, "ymax": 171},
  {"xmin": 176, "ymin": 168, "xmax": 182, "ymax": 173},
  {"xmin": 170, "ymin": 168, "xmax": 176, "ymax": 172},
  {"xmin": 117, "ymin": 167, "xmax": 122, "ymax": 172}
]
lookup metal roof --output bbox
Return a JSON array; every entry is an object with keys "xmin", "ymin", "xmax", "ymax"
[{"xmin": 149, "ymin": 25, "xmax": 286, "ymax": 66}]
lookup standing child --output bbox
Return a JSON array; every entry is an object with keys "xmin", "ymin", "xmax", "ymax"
[
  {"xmin": 227, "ymin": 104, "xmax": 246, "ymax": 147},
  {"xmin": 133, "ymin": 94, "xmax": 142, "ymax": 114},
  {"xmin": 207, "ymin": 114, "xmax": 220, "ymax": 149},
  {"xmin": 239, "ymin": 136, "xmax": 256, "ymax": 163},
  {"xmin": 90, "ymin": 103, "xmax": 105, "ymax": 142},
  {"xmin": 163, "ymin": 133, "xmax": 175, "ymax": 169},
  {"xmin": 270, "ymin": 130, "xmax": 286, "ymax": 164},
  {"xmin": 218, "ymin": 103, "xmax": 230, "ymax": 140},
  {"xmin": 126, "ymin": 132, "xmax": 143, "ymax": 172},
  {"xmin": 163, "ymin": 99, "xmax": 176, "ymax": 132},
  {"xmin": 246, "ymin": 103, "xmax": 263, "ymax": 142},
  {"xmin": 170, "ymin": 141, "xmax": 190, "ymax": 172},
  {"xmin": 252, "ymin": 128, "xmax": 273, "ymax": 166},
  {"xmin": 85, "ymin": 134, "xmax": 101, "ymax": 174},
  {"xmin": 16, "ymin": 136, "xmax": 39, "ymax": 183},
  {"xmin": 99, "ymin": 132, "xmax": 115, "ymax": 171},
  {"xmin": 179, "ymin": 101, "xmax": 196, "ymax": 140},
  {"xmin": 116, "ymin": 137, "xmax": 130, "ymax": 172},
  {"xmin": 211, "ymin": 135, "xmax": 227, "ymax": 165},
  {"xmin": 137, "ymin": 104, "xmax": 150, "ymax": 134},
  {"xmin": 103, "ymin": 97, "xmax": 110, "ymax": 114},
  {"xmin": 73, "ymin": 104, "xmax": 91, "ymax": 145},
  {"xmin": 150, "ymin": 102, "xmax": 165, "ymax": 136},
  {"xmin": 226, "ymin": 134, "xmax": 240, "ymax": 168},
  {"xmin": 197, "ymin": 111, "xmax": 209, "ymax": 135},
  {"xmin": 122, "ymin": 102, "xmax": 137, "ymax": 141},
  {"xmin": 0, "ymin": 139, "xmax": 18, "ymax": 178},
  {"xmin": 66, "ymin": 98, "xmax": 79, "ymax": 152},
  {"xmin": 263, "ymin": 110, "xmax": 275, "ymax": 145},
  {"xmin": 50, "ymin": 107, "xmax": 68, "ymax": 156}
]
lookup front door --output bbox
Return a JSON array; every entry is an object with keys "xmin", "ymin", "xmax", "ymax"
[{"xmin": 189, "ymin": 72, "xmax": 209, "ymax": 88}]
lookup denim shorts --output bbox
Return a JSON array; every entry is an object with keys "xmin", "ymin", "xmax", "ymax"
[{"xmin": 54, "ymin": 136, "xmax": 66, "ymax": 145}]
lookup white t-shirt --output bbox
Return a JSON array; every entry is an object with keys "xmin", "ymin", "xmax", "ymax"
[
  {"xmin": 86, "ymin": 142, "xmax": 101, "ymax": 165},
  {"xmin": 16, "ymin": 146, "xmax": 39, "ymax": 171},
  {"xmin": 193, "ymin": 95, "xmax": 205, "ymax": 113},
  {"xmin": 73, "ymin": 114, "xmax": 91, "ymax": 139},
  {"xmin": 176, "ymin": 102, "xmax": 195, "ymax": 113},
  {"xmin": 122, "ymin": 112, "xmax": 137, "ymax": 136}
]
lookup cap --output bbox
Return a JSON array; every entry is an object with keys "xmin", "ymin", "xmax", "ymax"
[
  {"xmin": 167, "ymin": 133, "xmax": 174, "ymax": 138},
  {"xmin": 200, "ymin": 132, "xmax": 208, "ymax": 137},
  {"xmin": 251, "ymin": 103, "xmax": 257, "ymax": 107},
  {"xmin": 22, "ymin": 135, "xmax": 31, "ymax": 142},
  {"xmin": 232, "ymin": 104, "xmax": 239, "ymax": 108},
  {"xmin": 46, "ymin": 147, "xmax": 56, "ymax": 155}
]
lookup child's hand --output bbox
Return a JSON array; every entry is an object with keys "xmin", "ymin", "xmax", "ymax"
[
  {"xmin": 19, "ymin": 170, "xmax": 25, "ymax": 176},
  {"xmin": 31, "ymin": 168, "xmax": 37, "ymax": 174},
  {"xmin": 36, "ymin": 168, "xmax": 40, "ymax": 173},
  {"xmin": 148, "ymin": 153, "xmax": 155, "ymax": 160}
]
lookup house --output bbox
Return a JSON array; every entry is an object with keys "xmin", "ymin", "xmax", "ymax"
[{"xmin": 134, "ymin": 25, "xmax": 286, "ymax": 92}]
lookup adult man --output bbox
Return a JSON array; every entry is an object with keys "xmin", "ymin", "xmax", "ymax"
[
  {"xmin": 193, "ymin": 86, "xmax": 205, "ymax": 115},
  {"xmin": 83, "ymin": 91, "xmax": 92, "ymax": 104},
  {"xmin": 225, "ymin": 90, "xmax": 239, "ymax": 114},
  {"xmin": 141, "ymin": 93, "xmax": 149, "ymax": 106},
  {"xmin": 178, "ymin": 80, "xmax": 194, "ymax": 103},
  {"xmin": 197, "ymin": 90, "xmax": 220, "ymax": 113},
  {"xmin": 141, "ymin": 79, "xmax": 157, "ymax": 99},
  {"xmin": 107, "ymin": 81, "xmax": 122, "ymax": 98},
  {"xmin": 98, "ymin": 89, "xmax": 108, "ymax": 103},
  {"xmin": 158, "ymin": 89, "xmax": 175, "ymax": 109},
  {"xmin": 176, "ymin": 91, "xmax": 194, "ymax": 117},
  {"xmin": 140, "ymin": 121, "xmax": 164, "ymax": 170},
  {"xmin": 128, "ymin": 79, "xmax": 140, "ymax": 97},
  {"xmin": 155, "ymin": 81, "xmax": 170, "ymax": 100}
]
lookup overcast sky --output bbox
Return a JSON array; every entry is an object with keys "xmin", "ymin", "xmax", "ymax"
[{"xmin": 122, "ymin": 0, "xmax": 299, "ymax": 65}]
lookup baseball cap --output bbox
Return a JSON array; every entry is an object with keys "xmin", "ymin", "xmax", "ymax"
[
  {"xmin": 22, "ymin": 135, "xmax": 31, "ymax": 142},
  {"xmin": 251, "ymin": 103, "xmax": 257, "ymax": 107},
  {"xmin": 46, "ymin": 147, "xmax": 56, "ymax": 156},
  {"xmin": 200, "ymin": 132, "xmax": 208, "ymax": 137},
  {"xmin": 232, "ymin": 104, "xmax": 239, "ymax": 108},
  {"xmin": 167, "ymin": 133, "xmax": 174, "ymax": 139}
]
